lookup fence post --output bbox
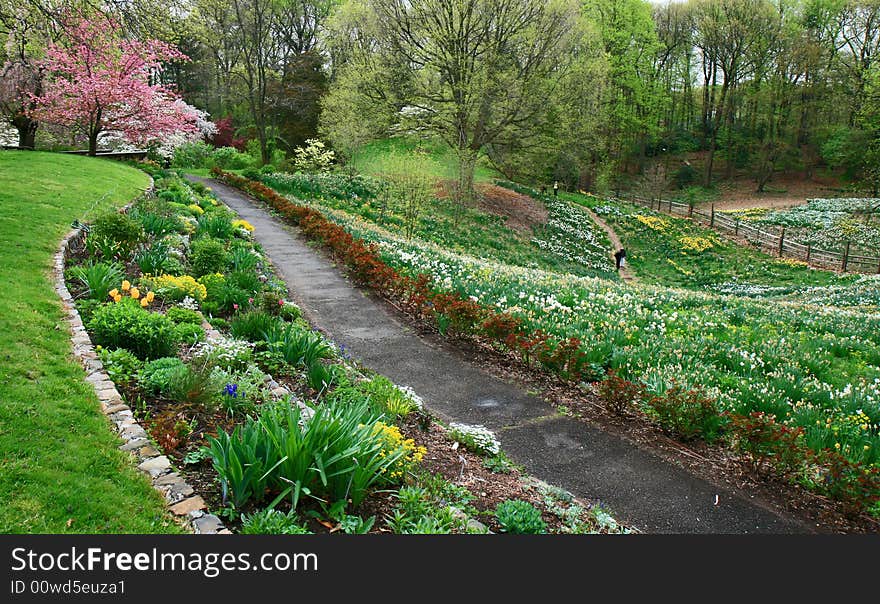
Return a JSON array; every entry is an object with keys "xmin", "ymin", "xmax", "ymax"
[
  {"xmin": 688, "ymin": 204, "xmax": 693, "ymax": 218},
  {"xmin": 842, "ymin": 241, "xmax": 850, "ymax": 272},
  {"xmin": 806, "ymin": 243, "xmax": 811, "ymax": 263},
  {"xmin": 735, "ymin": 219, "xmax": 739, "ymax": 236},
  {"xmin": 778, "ymin": 227, "xmax": 785, "ymax": 257},
  {"xmin": 710, "ymin": 204, "xmax": 715, "ymax": 227}
]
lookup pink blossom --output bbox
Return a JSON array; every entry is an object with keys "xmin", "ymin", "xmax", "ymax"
[{"xmin": 29, "ymin": 13, "xmax": 199, "ymax": 154}]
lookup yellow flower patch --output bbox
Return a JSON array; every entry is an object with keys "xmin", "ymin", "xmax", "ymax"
[
  {"xmin": 635, "ymin": 215, "xmax": 670, "ymax": 232},
  {"xmin": 142, "ymin": 274, "xmax": 208, "ymax": 302},
  {"xmin": 678, "ymin": 236, "xmax": 714, "ymax": 253},
  {"xmin": 232, "ymin": 219, "xmax": 255, "ymax": 232}
]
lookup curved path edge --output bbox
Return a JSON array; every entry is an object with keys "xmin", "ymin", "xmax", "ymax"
[{"xmin": 195, "ymin": 176, "xmax": 814, "ymax": 534}]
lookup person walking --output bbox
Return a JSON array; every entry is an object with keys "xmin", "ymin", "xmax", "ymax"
[
  {"xmin": 553, "ymin": 181, "xmax": 559, "ymax": 197},
  {"xmin": 614, "ymin": 248, "xmax": 627, "ymax": 271}
]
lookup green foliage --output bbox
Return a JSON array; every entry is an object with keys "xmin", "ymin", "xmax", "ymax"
[
  {"xmin": 86, "ymin": 212, "xmax": 144, "ymax": 260},
  {"xmin": 645, "ymin": 384, "xmax": 725, "ymax": 442},
  {"xmin": 239, "ymin": 508, "xmax": 311, "ymax": 534},
  {"xmin": 165, "ymin": 306, "xmax": 203, "ymax": 326},
  {"xmin": 264, "ymin": 322, "xmax": 335, "ymax": 367},
  {"xmin": 138, "ymin": 357, "xmax": 186, "ymax": 395},
  {"xmin": 385, "ymin": 483, "xmax": 467, "ymax": 534},
  {"xmin": 171, "ymin": 141, "xmax": 214, "ymax": 169},
  {"xmin": 207, "ymin": 397, "xmax": 410, "ymax": 510},
  {"xmin": 88, "ymin": 300, "xmax": 178, "ymax": 360},
  {"xmin": 189, "ymin": 237, "xmax": 228, "ymax": 277},
  {"xmin": 230, "ymin": 310, "xmax": 283, "ymax": 342},
  {"xmin": 172, "ymin": 321, "xmax": 205, "ymax": 345},
  {"xmin": 210, "ymin": 146, "xmax": 254, "ymax": 170},
  {"xmin": 68, "ymin": 260, "xmax": 124, "ymax": 301},
  {"xmin": 494, "ymin": 499, "xmax": 547, "ymax": 534},
  {"xmin": 134, "ymin": 241, "xmax": 170, "ymax": 275},
  {"xmin": 360, "ymin": 375, "xmax": 419, "ymax": 417},
  {"xmin": 196, "ymin": 214, "xmax": 235, "ymax": 241},
  {"xmin": 97, "ymin": 347, "xmax": 142, "ymax": 385}
]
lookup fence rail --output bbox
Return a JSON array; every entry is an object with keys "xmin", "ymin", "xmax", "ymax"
[{"xmin": 611, "ymin": 193, "xmax": 880, "ymax": 274}]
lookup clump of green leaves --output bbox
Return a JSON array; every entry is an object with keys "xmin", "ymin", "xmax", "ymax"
[{"xmin": 494, "ymin": 499, "xmax": 546, "ymax": 534}]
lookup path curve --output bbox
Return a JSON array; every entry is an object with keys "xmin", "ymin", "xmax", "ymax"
[
  {"xmin": 194, "ymin": 176, "xmax": 812, "ymax": 534},
  {"xmin": 582, "ymin": 206, "xmax": 637, "ymax": 283}
]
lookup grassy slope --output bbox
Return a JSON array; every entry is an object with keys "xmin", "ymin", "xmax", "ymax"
[
  {"xmin": 353, "ymin": 137, "xmax": 500, "ymax": 183},
  {"xmin": 0, "ymin": 151, "xmax": 182, "ymax": 533},
  {"xmin": 563, "ymin": 191, "xmax": 856, "ymax": 291}
]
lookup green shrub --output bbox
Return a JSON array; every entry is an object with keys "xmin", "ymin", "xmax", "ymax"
[
  {"xmin": 227, "ymin": 269, "xmax": 263, "ymax": 296},
  {"xmin": 138, "ymin": 357, "xmax": 186, "ymax": 394},
  {"xmin": 97, "ymin": 347, "xmax": 142, "ymax": 385},
  {"xmin": 161, "ymin": 256, "xmax": 186, "ymax": 276},
  {"xmin": 494, "ymin": 500, "xmax": 547, "ymax": 534},
  {"xmin": 239, "ymin": 509, "xmax": 311, "ymax": 534},
  {"xmin": 229, "ymin": 247, "xmax": 259, "ymax": 272},
  {"xmin": 87, "ymin": 212, "xmax": 144, "ymax": 260},
  {"xmin": 190, "ymin": 238, "xmax": 228, "ymax": 277},
  {"xmin": 138, "ymin": 357, "xmax": 218, "ymax": 406},
  {"xmin": 230, "ymin": 310, "xmax": 282, "ymax": 342},
  {"xmin": 210, "ymin": 146, "xmax": 254, "ymax": 170},
  {"xmin": 68, "ymin": 260, "xmax": 124, "ymax": 301},
  {"xmin": 132, "ymin": 211, "xmax": 180, "ymax": 237},
  {"xmin": 165, "ymin": 306, "xmax": 203, "ymax": 326},
  {"xmin": 88, "ymin": 300, "xmax": 178, "ymax": 360},
  {"xmin": 361, "ymin": 375, "xmax": 420, "ymax": 417},
  {"xmin": 173, "ymin": 322, "xmax": 205, "ymax": 345},
  {"xmin": 171, "ymin": 141, "xmax": 214, "ymax": 169}
]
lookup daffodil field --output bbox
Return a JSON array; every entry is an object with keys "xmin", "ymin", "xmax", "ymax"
[{"xmin": 224, "ymin": 170, "xmax": 880, "ymax": 514}]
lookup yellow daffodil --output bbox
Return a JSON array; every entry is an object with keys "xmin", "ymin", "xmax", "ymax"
[
  {"xmin": 121, "ymin": 280, "xmax": 131, "ymax": 291},
  {"xmin": 130, "ymin": 287, "xmax": 140, "ymax": 299}
]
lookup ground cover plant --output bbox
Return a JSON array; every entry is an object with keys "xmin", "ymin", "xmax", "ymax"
[
  {"xmin": 62, "ymin": 162, "xmax": 626, "ymax": 534},
  {"xmin": 0, "ymin": 150, "xmax": 181, "ymax": 533},
  {"xmin": 722, "ymin": 198, "xmax": 880, "ymax": 257},
  {"xmin": 217, "ymin": 169, "xmax": 880, "ymax": 518}
]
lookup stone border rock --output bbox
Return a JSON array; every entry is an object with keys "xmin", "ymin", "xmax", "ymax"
[{"xmin": 52, "ymin": 180, "xmax": 228, "ymax": 535}]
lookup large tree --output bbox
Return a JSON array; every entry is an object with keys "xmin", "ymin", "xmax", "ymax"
[
  {"xmin": 30, "ymin": 13, "xmax": 199, "ymax": 155},
  {"xmin": 327, "ymin": 0, "xmax": 580, "ymax": 202}
]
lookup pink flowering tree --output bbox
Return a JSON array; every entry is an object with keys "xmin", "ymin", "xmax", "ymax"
[{"xmin": 30, "ymin": 15, "xmax": 199, "ymax": 155}]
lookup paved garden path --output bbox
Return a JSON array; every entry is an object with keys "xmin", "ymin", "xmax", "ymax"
[
  {"xmin": 194, "ymin": 176, "xmax": 812, "ymax": 534},
  {"xmin": 582, "ymin": 206, "xmax": 637, "ymax": 283}
]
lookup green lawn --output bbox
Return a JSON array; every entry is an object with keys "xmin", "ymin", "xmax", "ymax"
[
  {"xmin": 353, "ymin": 137, "xmax": 500, "ymax": 183},
  {"xmin": 0, "ymin": 151, "xmax": 182, "ymax": 533}
]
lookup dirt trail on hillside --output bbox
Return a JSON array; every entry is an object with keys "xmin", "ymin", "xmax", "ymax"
[{"xmin": 582, "ymin": 206, "xmax": 637, "ymax": 283}]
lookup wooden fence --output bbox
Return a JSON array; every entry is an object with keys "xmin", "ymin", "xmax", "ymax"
[{"xmin": 612, "ymin": 193, "xmax": 880, "ymax": 274}]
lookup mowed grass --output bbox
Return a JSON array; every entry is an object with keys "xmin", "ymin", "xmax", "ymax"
[
  {"xmin": 353, "ymin": 137, "xmax": 500, "ymax": 183},
  {"xmin": 0, "ymin": 151, "xmax": 182, "ymax": 533}
]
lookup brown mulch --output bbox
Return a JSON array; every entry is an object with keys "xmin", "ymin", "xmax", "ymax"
[{"xmin": 435, "ymin": 180, "xmax": 549, "ymax": 233}]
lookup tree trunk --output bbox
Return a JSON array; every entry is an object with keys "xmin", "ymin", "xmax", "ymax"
[
  {"xmin": 12, "ymin": 115, "xmax": 37, "ymax": 149},
  {"xmin": 455, "ymin": 148, "xmax": 478, "ymax": 225},
  {"xmin": 88, "ymin": 130, "xmax": 99, "ymax": 156}
]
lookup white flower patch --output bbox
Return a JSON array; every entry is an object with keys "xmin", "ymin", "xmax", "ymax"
[{"xmin": 447, "ymin": 423, "xmax": 501, "ymax": 456}]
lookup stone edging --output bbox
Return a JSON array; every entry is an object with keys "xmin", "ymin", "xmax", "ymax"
[{"xmin": 52, "ymin": 179, "xmax": 228, "ymax": 535}]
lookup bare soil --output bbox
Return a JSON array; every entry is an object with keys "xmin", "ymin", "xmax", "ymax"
[{"xmin": 436, "ymin": 180, "xmax": 549, "ymax": 233}]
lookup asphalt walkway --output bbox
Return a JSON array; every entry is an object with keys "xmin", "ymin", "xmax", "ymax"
[{"xmin": 193, "ymin": 176, "xmax": 812, "ymax": 534}]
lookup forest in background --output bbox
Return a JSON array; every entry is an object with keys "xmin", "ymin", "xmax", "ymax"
[{"xmin": 4, "ymin": 0, "xmax": 880, "ymax": 198}]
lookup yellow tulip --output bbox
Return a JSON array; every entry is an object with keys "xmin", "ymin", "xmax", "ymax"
[
  {"xmin": 145, "ymin": 291, "xmax": 155, "ymax": 303},
  {"xmin": 130, "ymin": 287, "xmax": 140, "ymax": 299},
  {"xmin": 140, "ymin": 298, "xmax": 149, "ymax": 307},
  {"xmin": 113, "ymin": 294, "xmax": 122, "ymax": 302},
  {"xmin": 121, "ymin": 280, "xmax": 131, "ymax": 291}
]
